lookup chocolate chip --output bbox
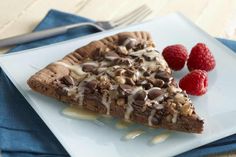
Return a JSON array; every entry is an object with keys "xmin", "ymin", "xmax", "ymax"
[
  {"xmin": 148, "ymin": 88, "xmax": 163, "ymax": 100},
  {"xmin": 125, "ymin": 77, "xmax": 135, "ymax": 86},
  {"xmin": 98, "ymin": 79, "xmax": 112, "ymax": 90},
  {"xmin": 143, "ymin": 71, "xmax": 150, "ymax": 77},
  {"xmin": 147, "ymin": 78, "xmax": 165, "ymax": 87},
  {"xmin": 142, "ymin": 82, "xmax": 153, "ymax": 90},
  {"xmin": 92, "ymin": 49, "xmax": 103, "ymax": 60},
  {"xmin": 61, "ymin": 75, "xmax": 77, "ymax": 86},
  {"xmin": 82, "ymin": 64, "xmax": 96, "ymax": 72},
  {"xmin": 84, "ymin": 80, "xmax": 98, "ymax": 94},
  {"xmin": 86, "ymin": 80, "xmax": 98, "ymax": 90},
  {"xmin": 115, "ymin": 58, "xmax": 132, "ymax": 66},
  {"xmin": 155, "ymin": 71, "xmax": 172, "ymax": 82},
  {"xmin": 118, "ymin": 84, "xmax": 134, "ymax": 94},
  {"xmin": 134, "ymin": 90, "xmax": 147, "ymax": 101},
  {"xmin": 134, "ymin": 57, "xmax": 144, "ymax": 64},
  {"xmin": 124, "ymin": 69, "xmax": 134, "ymax": 77}
]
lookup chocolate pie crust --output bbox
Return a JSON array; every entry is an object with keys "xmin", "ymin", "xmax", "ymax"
[{"xmin": 28, "ymin": 31, "xmax": 203, "ymax": 133}]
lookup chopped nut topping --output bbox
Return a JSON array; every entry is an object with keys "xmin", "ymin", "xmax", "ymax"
[
  {"xmin": 115, "ymin": 76, "xmax": 126, "ymax": 84},
  {"xmin": 55, "ymin": 43, "xmax": 199, "ymax": 126},
  {"xmin": 168, "ymin": 85, "xmax": 182, "ymax": 93},
  {"xmin": 174, "ymin": 93, "xmax": 186, "ymax": 104},
  {"xmin": 181, "ymin": 102, "xmax": 193, "ymax": 116},
  {"xmin": 115, "ymin": 68, "xmax": 126, "ymax": 76}
]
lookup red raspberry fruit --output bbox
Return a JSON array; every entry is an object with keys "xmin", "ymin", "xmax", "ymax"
[
  {"xmin": 179, "ymin": 70, "xmax": 208, "ymax": 96},
  {"xmin": 187, "ymin": 43, "xmax": 215, "ymax": 72},
  {"xmin": 162, "ymin": 44, "xmax": 188, "ymax": 71}
]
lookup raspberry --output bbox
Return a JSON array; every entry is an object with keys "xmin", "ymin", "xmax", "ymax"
[
  {"xmin": 187, "ymin": 43, "xmax": 215, "ymax": 72},
  {"xmin": 162, "ymin": 44, "xmax": 188, "ymax": 71},
  {"xmin": 179, "ymin": 70, "xmax": 208, "ymax": 96}
]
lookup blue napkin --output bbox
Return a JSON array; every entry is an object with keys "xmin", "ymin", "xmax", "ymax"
[{"xmin": 1, "ymin": 9, "xmax": 236, "ymax": 157}]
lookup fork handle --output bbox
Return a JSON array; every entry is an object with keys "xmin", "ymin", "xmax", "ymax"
[{"xmin": 0, "ymin": 22, "xmax": 104, "ymax": 48}]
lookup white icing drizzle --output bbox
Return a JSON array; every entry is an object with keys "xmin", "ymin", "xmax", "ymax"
[
  {"xmin": 82, "ymin": 61, "xmax": 99, "ymax": 67},
  {"xmin": 116, "ymin": 120, "xmax": 132, "ymax": 129},
  {"xmin": 130, "ymin": 48, "xmax": 169, "ymax": 70},
  {"xmin": 129, "ymin": 49, "xmax": 148, "ymax": 57},
  {"xmin": 151, "ymin": 133, "xmax": 170, "ymax": 144},
  {"xmin": 65, "ymin": 86, "xmax": 77, "ymax": 96},
  {"xmin": 134, "ymin": 70, "xmax": 141, "ymax": 80},
  {"xmin": 100, "ymin": 60, "xmax": 110, "ymax": 67},
  {"xmin": 63, "ymin": 106, "xmax": 98, "ymax": 120},
  {"xmin": 102, "ymin": 92, "xmax": 111, "ymax": 115},
  {"xmin": 148, "ymin": 109, "xmax": 156, "ymax": 126},
  {"xmin": 77, "ymin": 82, "xmax": 85, "ymax": 106},
  {"xmin": 124, "ymin": 130, "xmax": 145, "ymax": 140},
  {"xmin": 97, "ymin": 67, "xmax": 107, "ymax": 73},
  {"xmin": 123, "ymin": 38, "xmax": 137, "ymax": 47},
  {"xmin": 55, "ymin": 46, "xmax": 178, "ymax": 126},
  {"xmin": 55, "ymin": 62, "xmax": 87, "ymax": 75},
  {"xmin": 105, "ymin": 55, "xmax": 119, "ymax": 61},
  {"xmin": 172, "ymin": 112, "xmax": 178, "ymax": 123},
  {"xmin": 124, "ymin": 87, "xmax": 143, "ymax": 120},
  {"xmin": 153, "ymin": 103, "xmax": 164, "ymax": 110},
  {"xmin": 76, "ymin": 75, "xmax": 96, "ymax": 106}
]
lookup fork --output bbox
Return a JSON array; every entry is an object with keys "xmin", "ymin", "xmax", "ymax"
[{"xmin": 0, "ymin": 5, "xmax": 152, "ymax": 48}]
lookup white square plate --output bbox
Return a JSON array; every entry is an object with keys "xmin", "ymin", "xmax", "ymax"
[{"xmin": 1, "ymin": 13, "xmax": 236, "ymax": 157}]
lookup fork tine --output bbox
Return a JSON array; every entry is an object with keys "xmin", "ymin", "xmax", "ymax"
[
  {"xmin": 111, "ymin": 5, "xmax": 148, "ymax": 25},
  {"xmin": 123, "ymin": 9, "xmax": 152, "ymax": 26},
  {"xmin": 115, "ymin": 7, "xmax": 151, "ymax": 27}
]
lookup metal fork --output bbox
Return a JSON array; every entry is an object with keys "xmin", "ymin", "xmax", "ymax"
[{"xmin": 0, "ymin": 5, "xmax": 152, "ymax": 48}]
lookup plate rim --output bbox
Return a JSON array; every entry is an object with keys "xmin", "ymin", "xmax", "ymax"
[{"xmin": 1, "ymin": 12, "xmax": 236, "ymax": 157}]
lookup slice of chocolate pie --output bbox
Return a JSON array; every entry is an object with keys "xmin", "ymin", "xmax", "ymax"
[{"xmin": 28, "ymin": 31, "xmax": 203, "ymax": 133}]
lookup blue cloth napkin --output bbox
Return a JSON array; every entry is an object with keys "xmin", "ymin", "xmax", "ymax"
[{"xmin": 1, "ymin": 9, "xmax": 236, "ymax": 157}]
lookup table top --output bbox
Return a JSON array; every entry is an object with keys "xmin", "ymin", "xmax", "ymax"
[{"xmin": 0, "ymin": 0, "xmax": 235, "ymax": 156}]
